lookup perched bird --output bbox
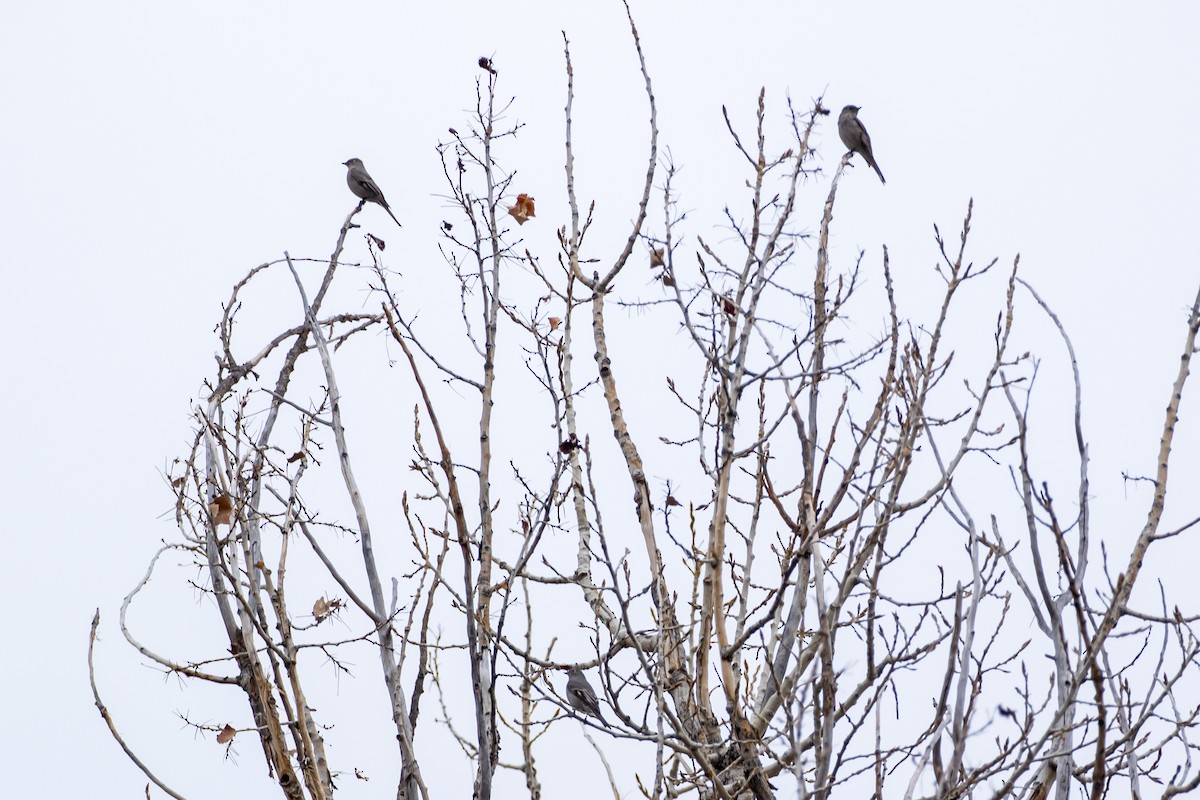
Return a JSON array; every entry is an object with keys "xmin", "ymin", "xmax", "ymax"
[
  {"xmin": 343, "ymin": 157, "xmax": 402, "ymax": 227},
  {"xmin": 837, "ymin": 106, "xmax": 886, "ymax": 184},
  {"xmin": 565, "ymin": 668, "xmax": 607, "ymax": 724}
]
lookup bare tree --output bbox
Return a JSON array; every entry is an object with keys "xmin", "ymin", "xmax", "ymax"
[{"xmin": 91, "ymin": 6, "xmax": 1200, "ymax": 800}]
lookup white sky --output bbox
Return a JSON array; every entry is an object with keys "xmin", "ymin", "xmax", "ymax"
[{"xmin": 3, "ymin": 2, "xmax": 1199, "ymax": 798}]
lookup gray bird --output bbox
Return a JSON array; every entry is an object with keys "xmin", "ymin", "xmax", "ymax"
[
  {"xmin": 837, "ymin": 106, "xmax": 886, "ymax": 184},
  {"xmin": 565, "ymin": 668, "xmax": 607, "ymax": 724},
  {"xmin": 343, "ymin": 157, "xmax": 402, "ymax": 227}
]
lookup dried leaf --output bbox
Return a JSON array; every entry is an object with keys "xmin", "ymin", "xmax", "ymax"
[
  {"xmin": 369, "ymin": 233, "xmax": 386, "ymax": 250},
  {"xmin": 649, "ymin": 247, "xmax": 665, "ymax": 268},
  {"xmin": 666, "ymin": 495, "xmax": 682, "ymax": 507},
  {"xmin": 287, "ymin": 451, "xmax": 304, "ymax": 464},
  {"xmin": 208, "ymin": 494, "xmax": 234, "ymax": 526},
  {"xmin": 478, "ymin": 56, "xmax": 496, "ymax": 74},
  {"xmin": 548, "ymin": 317, "xmax": 561, "ymax": 331},
  {"xmin": 216, "ymin": 724, "xmax": 237, "ymax": 745},
  {"xmin": 313, "ymin": 596, "xmax": 344, "ymax": 622},
  {"xmin": 662, "ymin": 273, "xmax": 675, "ymax": 288},
  {"xmin": 507, "ymin": 193, "xmax": 536, "ymax": 225},
  {"xmin": 721, "ymin": 296, "xmax": 737, "ymax": 317}
]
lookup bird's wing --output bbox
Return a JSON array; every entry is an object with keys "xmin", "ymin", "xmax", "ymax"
[
  {"xmin": 569, "ymin": 685, "xmax": 595, "ymax": 705},
  {"xmin": 858, "ymin": 124, "xmax": 873, "ymax": 152},
  {"xmin": 352, "ymin": 168, "xmax": 386, "ymax": 201}
]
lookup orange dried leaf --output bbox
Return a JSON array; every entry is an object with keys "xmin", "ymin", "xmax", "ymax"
[
  {"xmin": 508, "ymin": 193, "xmax": 536, "ymax": 225},
  {"xmin": 548, "ymin": 317, "xmax": 561, "ymax": 331},
  {"xmin": 209, "ymin": 494, "xmax": 234, "ymax": 526},
  {"xmin": 287, "ymin": 451, "xmax": 304, "ymax": 464},
  {"xmin": 518, "ymin": 193, "xmax": 535, "ymax": 218},
  {"xmin": 216, "ymin": 724, "xmax": 237, "ymax": 744}
]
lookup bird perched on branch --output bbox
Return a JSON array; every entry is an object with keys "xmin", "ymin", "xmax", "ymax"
[
  {"xmin": 343, "ymin": 157, "xmax": 402, "ymax": 227},
  {"xmin": 565, "ymin": 667, "xmax": 607, "ymax": 725},
  {"xmin": 837, "ymin": 106, "xmax": 886, "ymax": 184}
]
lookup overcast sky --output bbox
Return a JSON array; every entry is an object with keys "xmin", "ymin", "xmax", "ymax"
[{"xmin": 3, "ymin": 2, "xmax": 1198, "ymax": 798}]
